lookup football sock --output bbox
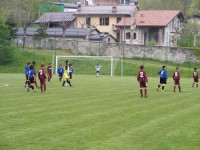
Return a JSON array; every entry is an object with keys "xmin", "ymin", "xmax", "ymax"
[
  {"xmin": 140, "ymin": 89, "xmax": 143, "ymax": 97},
  {"xmin": 144, "ymin": 88, "xmax": 147, "ymax": 97},
  {"xmin": 162, "ymin": 86, "xmax": 164, "ymax": 90},
  {"xmin": 44, "ymin": 84, "xmax": 46, "ymax": 91},
  {"xmin": 174, "ymin": 86, "xmax": 176, "ymax": 92},
  {"xmin": 178, "ymin": 86, "xmax": 181, "ymax": 92},
  {"xmin": 197, "ymin": 84, "xmax": 198, "ymax": 87},
  {"xmin": 158, "ymin": 84, "xmax": 161, "ymax": 88},
  {"xmin": 62, "ymin": 81, "xmax": 65, "ymax": 86}
]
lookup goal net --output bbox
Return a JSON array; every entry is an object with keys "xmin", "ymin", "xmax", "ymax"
[{"xmin": 54, "ymin": 55, "xmax": 115, "ymax": 76}]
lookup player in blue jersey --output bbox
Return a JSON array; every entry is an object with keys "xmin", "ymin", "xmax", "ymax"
[
  {"xmin": 57, "ymin": 64, "xmax": 64, "ymax": 81},
  {"xmin": 69, "ymin": 63, "xmax": 73, "ymax": 79},
  {"xmin": 157, "ymin": 65, "xmax": 168, "ymax": 91},
  {"xmin": 24, "ymin": 62, "xmax": 31, "ymax": 88},
  {"xmin": 27, "ymin": 65, "xmax": 36, "ymax": 92}
]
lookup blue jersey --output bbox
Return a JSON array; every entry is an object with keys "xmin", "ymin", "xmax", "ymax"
[
  {"xmin": 25, "ymin": 65, "xmax": 30, "ymax": 74},
  {"xmin": 69, "ymin": 67, "xmax": 73, "ymax": 73},
  {"xmin": 28, "ymin": 69, "xmax": 35, "ymax": 78},
  {"xmin": 157, "ymin": 69, "xmax": 168, "ymax": 79},
  {"xmin": 57, "ymin": 67, "xmax": 64, "ymax": 74}
]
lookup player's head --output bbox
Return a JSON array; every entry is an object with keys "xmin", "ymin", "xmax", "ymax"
[
  {"xmin": 66, "ymin": 60, "xmax": 68, "ymax": 64},
  {"xmin": 27, "ymin": 62, "xmax": 31, "ymax": 65},
  {"xmin": 194, "ymin": 68, "xmax": 197, "ymax": 71},
  {"xmin": 32, "ymin": 61, "xmax": 36, "ymax": 65},
  {"xmin": 30, "ymin": 64, "xmax": 34, "ymax": 69},
  {"xmin": 162, "ymin": 65, "xmax": 166, "ymax": 69},
  {"xmin": 140, "ymin": 65, "xmax": 144, "ymax": 69},
  {"xmin": 59, "ymin": 64, "xmax": 62, "ymax": 67},
  {"xmin": 41, "ymin": 64, "xmax": 45, "ymax": 67},
  {"xmin": 176, "ymin": 67, "xmax": 179, "ymax": 70},
  {"xmin": 69, "ymin": 63, "xmax": 72, "ymax": 67}
]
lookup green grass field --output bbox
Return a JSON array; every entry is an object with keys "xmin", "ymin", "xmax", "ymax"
[{"xmin": 0, "ymin": 74, "xmax": 199, "ymax": 150}]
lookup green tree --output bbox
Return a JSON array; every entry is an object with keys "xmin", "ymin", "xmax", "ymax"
[
  {"xmin": 0, "ymin": 11, "xmax": 14, "ymax": 65},
  {"xmin": 186, "ymin": 0, "xmax": 200, "ymax": 16}
]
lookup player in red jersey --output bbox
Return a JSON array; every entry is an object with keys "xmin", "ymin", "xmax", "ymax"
[
  {"xmin": 47, "ymin": 62, "xmax": 52, "ymax": 82},
  {"xmin": 137, "ymin": 65, "xmax": 148, "ymax": 97},
  {"xmin": 192, "ymin": 68, "xmax": 198, "ymax": 88},
  {"xmin": 38, "ymin": 64, "xmax": 47, "ymax": 93},
  {"xmin": 173, "ymin": 67, "xmax": 181, "ymax": 92}
]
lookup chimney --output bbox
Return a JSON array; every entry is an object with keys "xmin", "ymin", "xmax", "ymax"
[{"xmin": 112, "ymin": 6, "xmax": 117, "ymax": 12}]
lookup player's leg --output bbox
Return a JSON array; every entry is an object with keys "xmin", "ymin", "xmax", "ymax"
[{"xmin": 178, "ymin": 81, "xmax": 181, "ymax": 92}]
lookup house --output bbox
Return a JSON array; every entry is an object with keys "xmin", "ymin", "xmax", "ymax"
[
  {"xmin": 91, "ymin": 0, "xmax": 138, "ymax": 5},
  {"xmin": 75, "ymin": 4, "xmax": 138, "ymax": 40},
  {"xmin": 115, "ymin": 10, "xmax": 185, "ymax": 46},
  {"xmin": 53, "ymin": 2, "xmax": 78, "ymax": 12},
  {"xmin": 35, "ymin": 12, "xmax": 76, "ymax": 28}
]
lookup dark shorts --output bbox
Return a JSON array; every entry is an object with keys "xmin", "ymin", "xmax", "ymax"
[
  {"xmin": 69, "ymin": 73, "xmax": 72, "ymax": 79},
  {"xmin": 160, "ymin": 78, "xmax": 167, "ymax": 84},
  {"xmin": 194, "ymin": 78, "xmax": 198, "ymax": 83},
  {"xmin": 174, "ymin": 79, "xmax": 180, "ymax": 85},
  {"xmin": 139, "ymin": 80, "xmax": 147, "ymax": 88},
  {"xmin": 39, "ymin": 77, "xmax": 46, "ymax": 84},
  {"xmin": 29, "ymin": 77, "xmax": 35, "ymax": 84},
  {"xmin": 59, "ymin": 73, "xmax": 63, "ymax": 78},
  {"xmin": 25, "ymin": 73, "xmax": 29, "ymax": 80}
]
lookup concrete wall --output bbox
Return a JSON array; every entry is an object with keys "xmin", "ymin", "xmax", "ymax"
[{"xmin": 16, "ymin": 36, "xmax": 198, "ymax": 63}]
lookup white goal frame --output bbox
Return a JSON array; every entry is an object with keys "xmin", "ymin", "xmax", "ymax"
[{"xmin": 54, "ymin": 55, "xmax": 114, "ymax": 76}]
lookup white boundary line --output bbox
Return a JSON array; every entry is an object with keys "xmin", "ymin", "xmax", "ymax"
[{"xmin": 0, "ymin": 83, "xmax": 8, "ymax": 88}]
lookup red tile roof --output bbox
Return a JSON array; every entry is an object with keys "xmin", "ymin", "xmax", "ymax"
[
  {"xmin": 116, "ymin": 10, "xmax": 183, "ymax": 27},
  {"xmin": 115, "ymin": 17, "xmax": 131, "ymax": 26},
  {"xmin": 135, "ymin": 10, "xmax": 182, "ymax": 26}
]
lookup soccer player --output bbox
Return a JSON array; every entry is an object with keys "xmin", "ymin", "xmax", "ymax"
[
  {"xmin": 69, "ymin": 63, "xmax": 73, "ymax": 79},
  {"xmin": 24, "ymin": 62, "xmax": 31, "ymax": 88},
  {"xmin": 32, "ymin": 61, "xmax": 39, "ymax": 88},
  {"xmin": 173, "ymin": 67, "xmax": 181, "ymax": 92},
  {"xmin": 192, "ymin": 68, "xmax": 198, "ymax": 87},
  {"xmin": 157, "ymin": 65, "xmax": 168, "ymax": 92},
  {"xmin": 38, "ymin": 64, "xmax": 47, "ymax": 93},
  {"xmin": 65, "ymin": 60, "xmax": 69, "ymax": 70},
  {"xmin": 95, "ymin": 64, "xmax": 102, "ymax": 77},
  {"xmin": 27, "ymin": 64, "xmax": 36, "ymax": 92},
  {"xmin": 137, "ymin": 65, "xmax": 148, "ymax": 98},
  {"xmin": 47, "ymin": 62, "xmax": 52, "ymax": 82},
  {"xmin": 62, "ymin": 68, "xmax": 72, "ymax": 87},
  {"xmin": 57, "ymin": 64, "xmax": 64, "ymax": 81}
]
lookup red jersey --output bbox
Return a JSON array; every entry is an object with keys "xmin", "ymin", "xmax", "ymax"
[
  {"xmin": 193, "ymin": 71, "xmax": 198, "ymax": 80},
  {"xmin": 173, "ymin": 70, "xmax": 180, "ymax": 80},
  {"xmin": 137, "ymin": 69, "xmax": 147, "ymax": 81},
  {"xmin": 47, "ymin": 65, "xmax": 52, "ymax": 75},
  {"xmin": 38, "ymin": 67, "xmax": 46, "ymax": 79}
]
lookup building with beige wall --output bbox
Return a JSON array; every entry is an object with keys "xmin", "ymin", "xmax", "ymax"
[{"xmin": 75, "ymin": 4, "xmax": 138, "ymax": 41}]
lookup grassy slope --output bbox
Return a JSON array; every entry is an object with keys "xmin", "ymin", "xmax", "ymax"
[
  {"xmin": 0, "ymin": 48, "xmax": 199, "ymax": 78},
  {"xmin": 0, "ymin": 74, "xmax": 199, "ymax": 150}
]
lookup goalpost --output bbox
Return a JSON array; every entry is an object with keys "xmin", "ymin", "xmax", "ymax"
[{"xmin": 54, "ymin": 55, "xmax": 114, "ymax": 76}]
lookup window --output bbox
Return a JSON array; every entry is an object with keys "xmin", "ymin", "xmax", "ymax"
[
  {"xmin": 133, "ymin": 33, "xmax": 136, "ymax": 39},
  {"xmin": 86, "ymin": 17, "xmax": 91, "ymax": 28},
  {"xmin": 117, "ymin": 17, "xmax": 121, "ymax": 23},
  {"xmin": 126, "ymin": 32, "xmax": 130, "ymax": 39},
  {"xmin": 100, "ymin": 17, "xmax": 109, "ymax": 26}
]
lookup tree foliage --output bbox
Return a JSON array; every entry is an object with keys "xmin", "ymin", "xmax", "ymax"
[{"xmin": 0, "ymin": 11, "xmax": 14, "ymax": 65}]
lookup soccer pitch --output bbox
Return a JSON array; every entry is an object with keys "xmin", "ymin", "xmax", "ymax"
[{"xmin": 0, "ymin": 74, "xmax": 199, "ymax": 150}]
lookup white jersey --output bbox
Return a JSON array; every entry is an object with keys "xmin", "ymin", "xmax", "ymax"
[{"xmin": 95, "ymin": 65, "xmax": 101, "ymax": 71}]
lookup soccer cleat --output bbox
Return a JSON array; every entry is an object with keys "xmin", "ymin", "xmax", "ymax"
[{"xmin": 161, "ymin": 90, "xmax": 164, "ymax": 92}]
